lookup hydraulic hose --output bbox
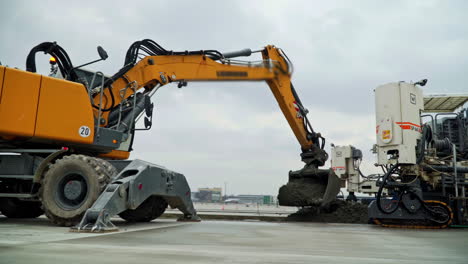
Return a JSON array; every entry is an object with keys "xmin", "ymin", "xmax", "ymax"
[
  {"xmin": 91, "ymin": 84, "xmax": 116, "ymax": 112},
  {"xmin": 416, "ymin": 125, "xmax": 432, "ymax": 164},
  {"xmin": 290, "ymin": 82, "xmax": 319, "ymax": 147},
  {"xmin": 26, "ymin": 42, "xmax": 78, "ymax": 82},
  {"xmin": 410, "ymin": 191, "xmax": 450, "ymax": 224},
  {"xmin": 422, "ymin": 164, "xmax": 468, "ymax": 173},
  {"xmin": 100, "ymin": 39, "xmax": 224, "ymax": 113},
  {"xmin": 376, "ymin": 163, "xmax": 401, "ymax": 214}
]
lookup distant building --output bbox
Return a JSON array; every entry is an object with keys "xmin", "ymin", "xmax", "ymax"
[
  {"xmin": 196, "ymin": 187, "xmax": 222, "ymax": 202},
  {"xmin": 190, "ymin": 192, "xmax": 199, "ymax": 202},
  {"xmin": 232, "ymin": 195, "xmax": 276, "ymax": 205},
  {"xmin": 192, "ymin": 188, "xmax": 276, "ymax": 204}
]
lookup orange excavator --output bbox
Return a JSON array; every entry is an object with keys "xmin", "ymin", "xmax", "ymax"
[{"xmin": 0, "ymin": 39, "xmax": 339, "ymax": 232}]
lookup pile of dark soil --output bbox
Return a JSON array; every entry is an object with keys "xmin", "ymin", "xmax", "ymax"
[
  {"xmin": 286, "ymin": 200, "xmax": 368, "ymax": 224},
  {"xmin": 277, "ymin": 178, "xmax": 326, "ymax": 206},
  {"xmin": 277, "ymin": 169, "xmax": 341, "ymax": 207}
]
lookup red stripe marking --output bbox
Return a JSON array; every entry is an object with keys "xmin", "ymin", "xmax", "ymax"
[
  {"xmin": 332, "ymin": 166, "xmax": 346, "ymax": 170},
  {"xmin": 293, "ymin": 101, "xmax": 299, "ymax": 111},
  {"xmin": 396, "ymin": 122, "xmax": 421, "ymax": 128}
]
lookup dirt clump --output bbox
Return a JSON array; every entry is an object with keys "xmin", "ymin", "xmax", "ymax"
[
  {"xmin": 278, "ymin": 168, "xmax": 341, "ymax": 207},
  {"xmin": 286, "ymin": 200, "xmax": 369, "ymax": 224},
  {"xmin": 277, "ymin": 178, "xmax": 326, "ymax": 206}
]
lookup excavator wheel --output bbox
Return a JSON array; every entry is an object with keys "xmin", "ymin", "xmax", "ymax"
[
  {"xmin": 39, "ymin": 155, "xmax": 116, "ymax": 227},
  {"xmin": 0, "ymin": 198, "xmax": 43, "ymax": 218},
  {"xmin": 119, "ymin": 196, "xmax": 168, "ymax": 222}
]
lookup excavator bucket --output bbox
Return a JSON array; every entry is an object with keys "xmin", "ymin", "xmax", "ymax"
[{"xmin": 278, "ymin": 167, "xmax": 340, "ymax": 207}]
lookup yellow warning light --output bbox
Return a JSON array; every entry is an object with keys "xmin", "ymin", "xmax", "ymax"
[
  {"xmin": 49, "ymin": 57, "xmax": 57, "ymax": 64},
  {"xmin": 112, "ymin": 139, "xmax": 118, "ymax": 144}
]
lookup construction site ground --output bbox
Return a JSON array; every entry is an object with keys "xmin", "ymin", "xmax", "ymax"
[
  {"xmin": 164, "ymin": 203, "xmax": 297, "ymax": 220},
  {"xmin": 164, "ymin": 201, "xmax": 369, "ymax": 223},
  {"xmin": 1, "ymin": 215, "xmax": 467, "ymax": 264}
]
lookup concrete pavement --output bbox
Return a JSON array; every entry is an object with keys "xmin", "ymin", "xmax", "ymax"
[{"xmin": 0, "ymin": 216, "xmax": 467, "ymax": 264}]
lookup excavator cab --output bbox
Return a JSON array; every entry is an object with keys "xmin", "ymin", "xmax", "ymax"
[{"xmin": 0, "ymin": 42, "xmax": 201, "ymax": 232}]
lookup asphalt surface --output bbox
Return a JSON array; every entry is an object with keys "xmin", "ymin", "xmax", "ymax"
[{"xmin": 0, "ymin": 216, "xmax": 467, "ymax": 264}]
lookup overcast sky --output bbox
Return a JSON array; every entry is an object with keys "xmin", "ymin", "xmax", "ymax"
[{"xmin": 1, "ymin": 0, "xmax": 467, "ymax": 195}]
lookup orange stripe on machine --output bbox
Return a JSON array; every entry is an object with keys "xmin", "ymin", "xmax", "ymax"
[
  {"xmin": 396, "ymin": 122, "xmax": 420, "ymax": 127},
  {"xmin": 395, "ymin": 122, "xmax": 421, "ymax": 132}
]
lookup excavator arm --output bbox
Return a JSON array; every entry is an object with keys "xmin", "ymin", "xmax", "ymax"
[
  {"xmin": 95, "ymin": 45, "xmax": 319, "ymax": 152},
  {"xmin": 93, "ymin": 40, "xmax": 339, "ymax": 207}
]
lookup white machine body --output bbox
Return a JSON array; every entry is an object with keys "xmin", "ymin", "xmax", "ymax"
[
  {"xmin": 331, "ymin": 145, "xmax": 379, "ymax": 194},
  {"xmin": 331, "ymin": 145, "xmax": 358, "ymax": 183},
  {"xmin": 375, "ymin": 82, "xmax": 424, "ymax": 165}
]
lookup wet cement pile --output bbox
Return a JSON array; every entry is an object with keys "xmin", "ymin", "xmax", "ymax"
[
  {"xmin": 277, "ymin": 178, "xmax": 326, "ymax": 206},
  {"xmin": 277, "ymin": 168, "xmax": 341, "ymax": 207},
  {"xmin": 286, "ymin": 200, "xmax": 369, "ymax": 224}
]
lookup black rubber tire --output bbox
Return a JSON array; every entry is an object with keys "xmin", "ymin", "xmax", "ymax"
[
  {"xmin": 39, "ymin": 155, "xmax": 116, "ymax": 227},
  {"xmin": 0, "ymin": 198, "xmax": 43, "ymax": 218},
  {"xmin": 119, "ymin": 196, "xmax": 168, "ymax": 222}
]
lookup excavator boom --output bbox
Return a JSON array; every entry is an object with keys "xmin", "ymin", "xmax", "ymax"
[
  {"xmin": 89, "ymin": 40, "xmax": 340, "ymax": 207},
  {"xmin": 95, "ymin": 46, "xmax": 314, "ymax": 151}
]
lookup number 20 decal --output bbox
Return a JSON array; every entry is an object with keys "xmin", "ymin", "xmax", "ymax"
[{"xmin": 78, "ymin": 126, "xmax": 91, "ymax": 137}]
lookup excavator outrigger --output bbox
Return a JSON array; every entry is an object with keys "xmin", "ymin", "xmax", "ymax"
[{"xmin": 0, "ymin": 39, "xmax": 340, "ymax": 232}]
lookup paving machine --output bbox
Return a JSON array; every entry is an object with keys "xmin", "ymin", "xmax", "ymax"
[
  {"xmin": 0, "ymin": 39, "xmax": 339, "ymax": 231},
  {"xmin": 367, "ymin": 80, "xmax": 468, "ymax": 228},
  {"xmin": 330, "ymin": 145, "xmax": 380, "ymax": 202}
]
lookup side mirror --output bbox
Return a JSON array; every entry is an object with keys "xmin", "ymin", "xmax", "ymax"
[
  {"xmin": 414, "ymin": 79, "xmax": 427, "ymax": 87},
  {"xmin": 97, "ymin": 46, "xmax": 108, "ymax": 60},
  {"xmin": 70, "ymin": 46, "xmax": 109, "ymax": 71},
  {"xmin": 144, "ymin": 116, "xmax": 152, "ymax": 129},
  {"xmin": 144, "ymin": 96, "xmax": 154, "ymax": 117}
]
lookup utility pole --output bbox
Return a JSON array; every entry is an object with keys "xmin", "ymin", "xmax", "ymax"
[{"xmin": 224, "ymin": 181, "xmax": 227, "ymax": 200}]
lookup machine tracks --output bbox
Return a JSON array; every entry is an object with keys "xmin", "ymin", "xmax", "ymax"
[{"xmin": 373, "ymin": 200, "xmax": 454, "ymax": 229}]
